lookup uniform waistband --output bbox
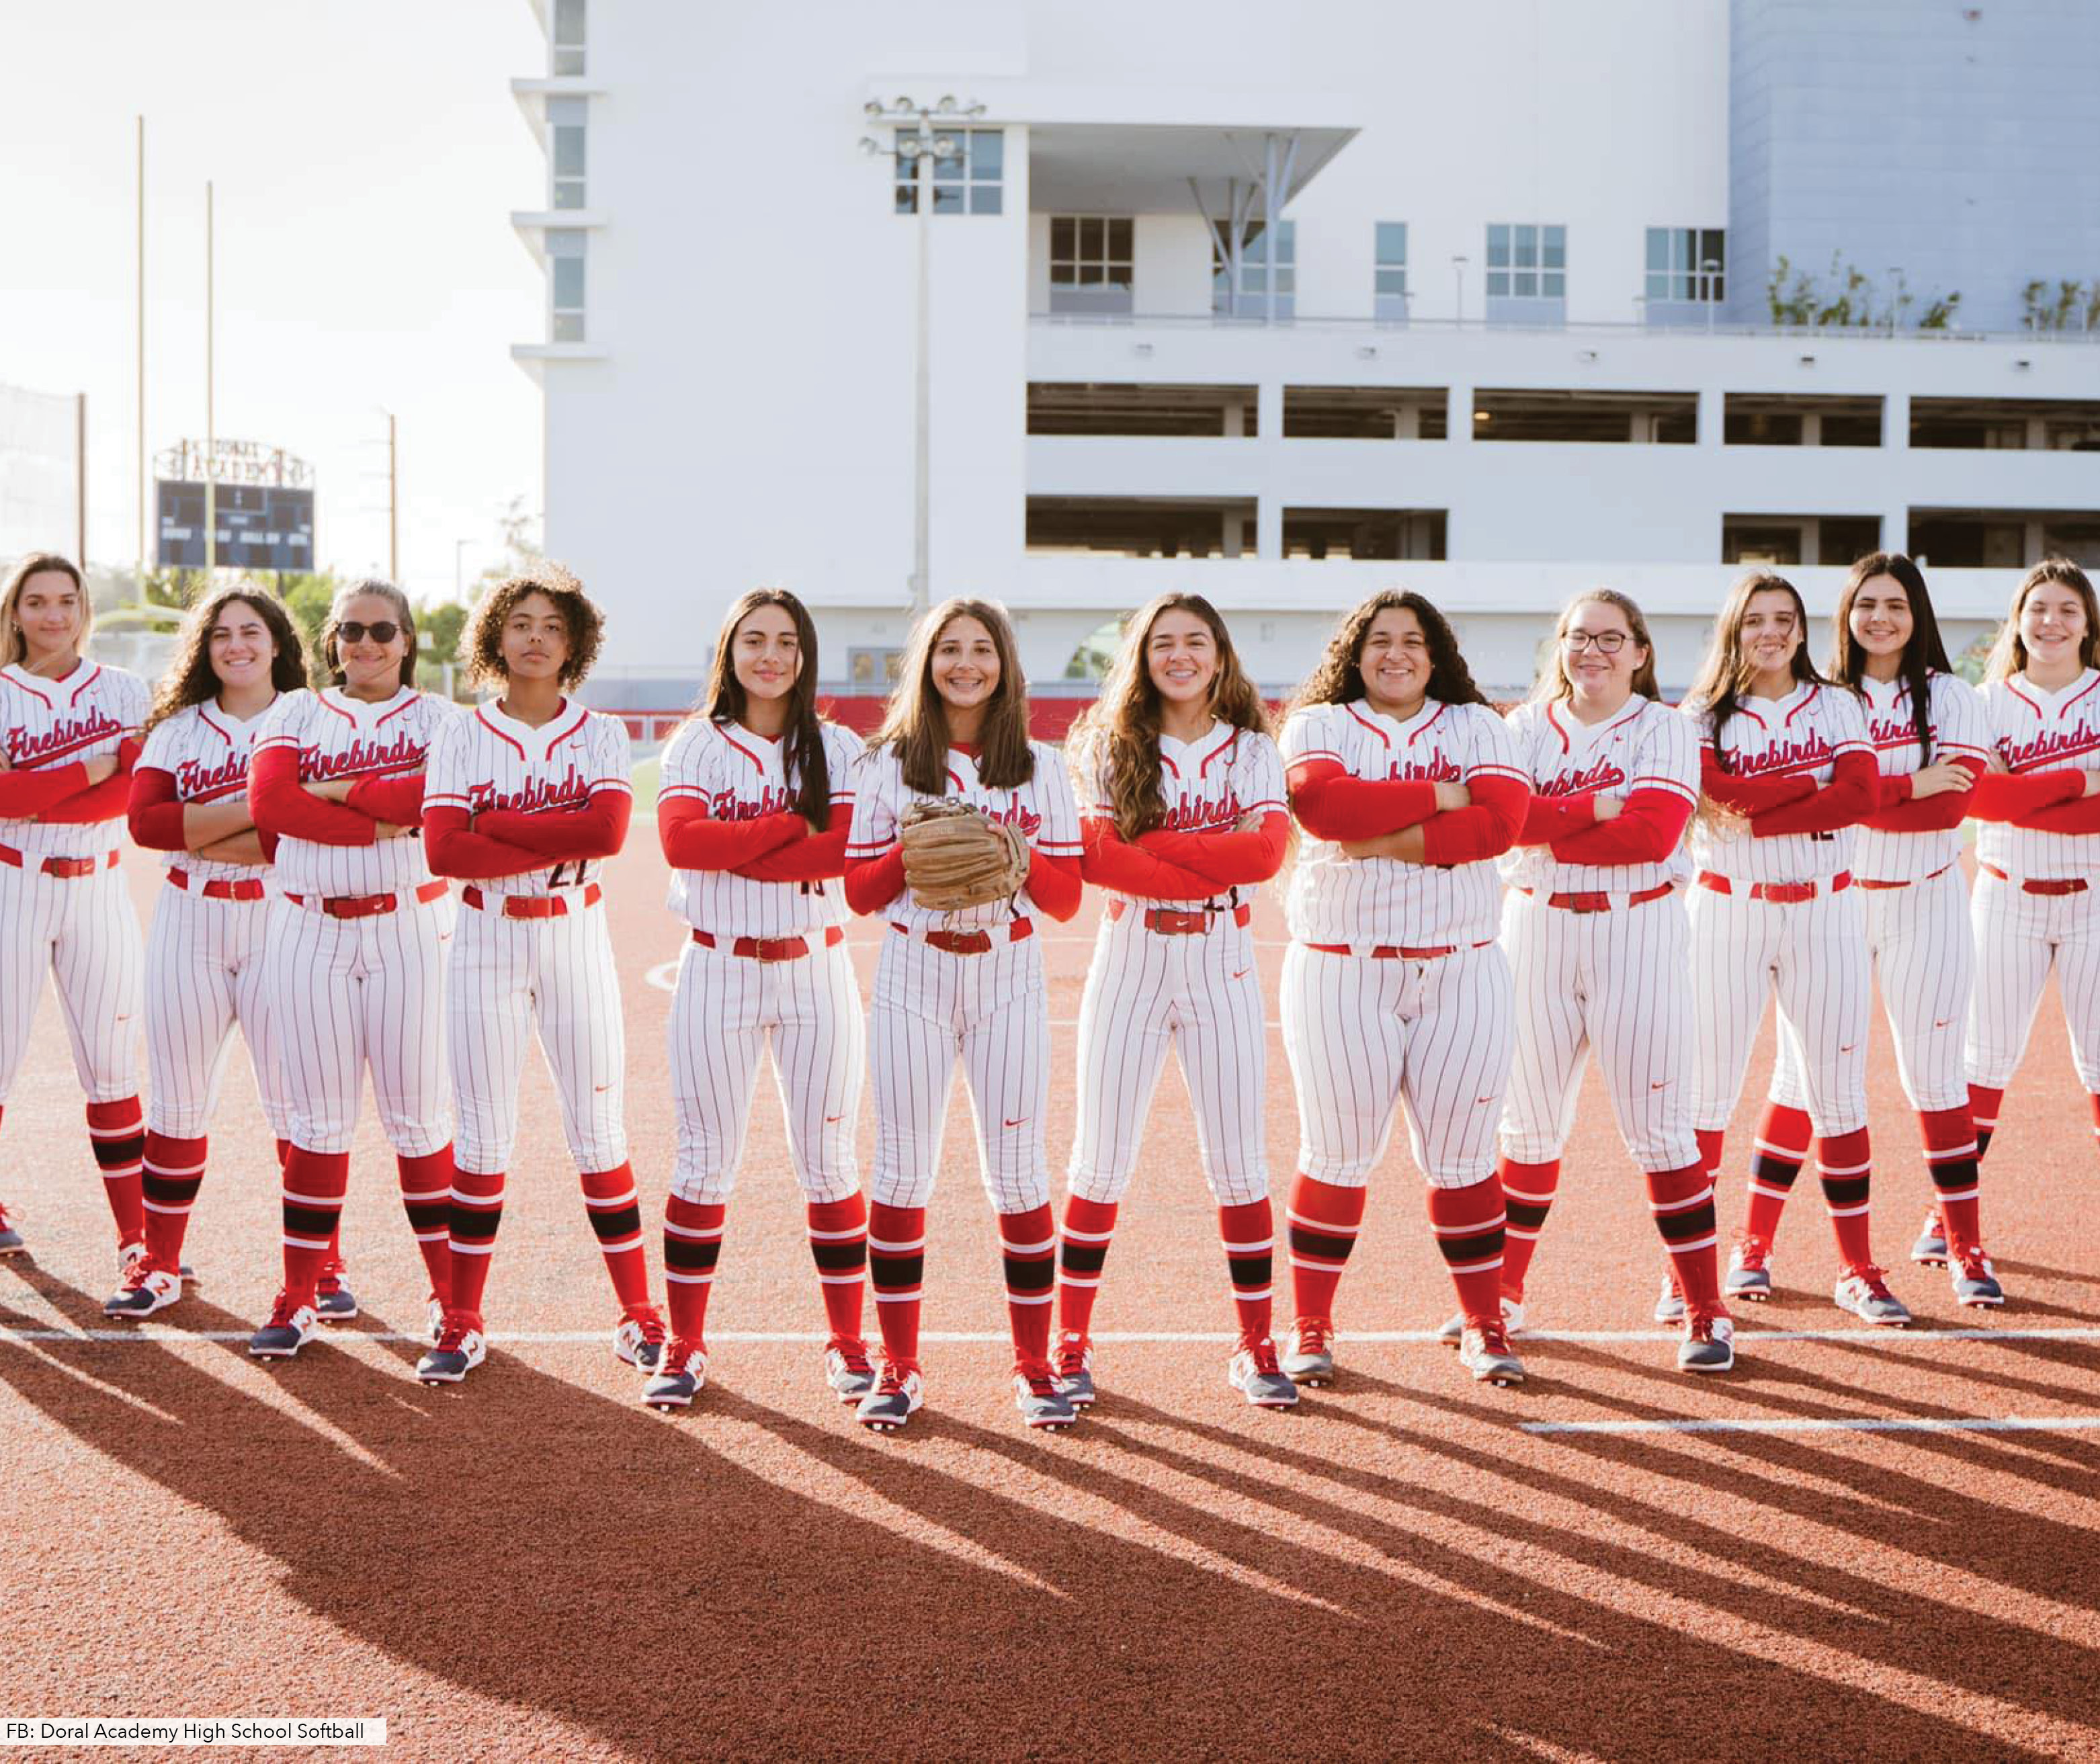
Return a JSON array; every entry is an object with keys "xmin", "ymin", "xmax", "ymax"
[
  {"xmin": 692, "ymin": 924, "xmax": 844, "ymax": 961},
  {"xmin": 463, "ymin": 882, "xmax": 602, "ymax": 917},
  {"xmin": 167, "ymin": 866, "xmax": 266, "ymax": 902},
  {"xmin": 282, "ymin": 879, "xmax": 450, "ymax": 919},
  {"xmin": 1106, "ymin": 898, "xmax": 1252, "ymax": 935},
  {"xmin": 1696, "ymin": 870, "xmax": 1851, "ymax": 905},
  {"xmin": 1855, "ymin": 863, "xmax": 1956, "ymax": 892},
  {"xmin": 1515, "ymin": 882, "xmax": 1675, "ymax": 913},
  {"xmin": 1300, "ymin": 937, "xmax": 1494, "ymax": 962},
  {"xmin": 890, "ymin": 917, "xmax": 1035, "ymax": 956},
  {"xmin": 1980, "ymin": 862, "xmax": 2089, "ymax": 896},
  {"xmin": 0, "ymin": 843, "xmax": 118, "ymax": 880}
]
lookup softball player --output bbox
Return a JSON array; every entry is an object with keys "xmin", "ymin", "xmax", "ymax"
[
  {"xmin": 1485, "ymin": 590, "xmax": 1733, "ymax": 1372},
  {"xmin": 0, "ymin": 552, "xmax": 148, "ymax": 1269},
  {"xmin": 108, "ymin": 587, "xmax": 309, "ymax": 1318},
  {"xmin": 1966, "ymin": 559, "xmax": 2100, "ymax": 1177},
  {"xmin": 1683, "ymin": 571, "xmax": 1904, "ymax": 1326},
  {"xmin": 1277, "ymin": 589, "xmax": 1529, "ymax": 1388},
  {"xmin": 843, "ymin": 597, "xmax": 1084, "ymax": 1433},
  {"xmin": 1060, "ymin": 593, "xmax": 1296, "ymax": 1409},
  {"xmin": 1760, "ymin": 555, "xmax": 2001, "ymax": 1306},
  {"xmin": 646, "ymin": 587, "xmax": 872, "ymax": 1412},
  {"xmin": 418, "ymin": 569, "xmax": 665, "ymax": 1385},
  {"xmin": 245, "ymin": 580, "xmax": 460, "ymax": 1362}
]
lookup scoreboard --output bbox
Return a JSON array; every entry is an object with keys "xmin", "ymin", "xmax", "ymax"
[{"xmin": 157, "ymin": 478, "xmax": 315, "ymax": 573}]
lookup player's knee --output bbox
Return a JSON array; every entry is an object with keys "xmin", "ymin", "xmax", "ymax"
[
  {"xmin": 571, "ymin": 1134, "xmax": 628, "ymax": 1174},
  {"xmin": 869, "ymin": 1172, "xmax": 935, "ymax": 1210},
  {"xmin": 1423, "ymin": 1162, "xmax": 1497, "ymax": 1192},
  {"xmin": 1065, "ymin": 1164, "xmax": 1132, "ymax": 1207},
  {"xmin": 1496, "ymin": 1130, "xmax": 1562, "ymax": 1165},
  {"xmin": 802, "ymin": 1169, "xmax": 862, "ymax": 1208},
  {"xmin": 1298, "ymin": 1156, "xmax": 1373, "ymax": 1189},
  {"xmin": 1201, "ymin": 1168, "xmax": 1269, "ymax": 1208}
]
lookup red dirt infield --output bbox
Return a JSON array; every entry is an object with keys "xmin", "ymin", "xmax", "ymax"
[{"xmin": 3, "ymin": 839, "xmax": 2099, "ymax": 1762}]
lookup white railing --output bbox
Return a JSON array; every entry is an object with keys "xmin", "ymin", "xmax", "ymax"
[{"xmin": 1030, "ymin": 310, "xmax": 2100, "ymax": 345}]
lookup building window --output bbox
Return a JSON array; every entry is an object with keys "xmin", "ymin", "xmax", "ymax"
[
  {"xmin": 1049, "ymin": 217, "xmax": 1134, "ymax": 315},
  {"xmin": 1374, "ymin": 222, "xmax": 1409, "ymax": 322},
  {"xmin": 549, "ymin": 96, "xmax": 587, "ymax": 210},
  {"xmin": 1646, "ymin": 228, "xmax": 1725, "ymax": 302},
  {"xmin": 548, "ymin": 229, "xmax": 586, "ymax": 343},
  {"xmin": 848, "ymin": 648, "xmax": 905, "ymax": 689},
  {"xmin": 551, "ymin": 0, "xmax": 585, "ymax": 75},
  {"xmin": 893, "ymin": 128, "xmax": 1003, "ymax": 216},
  {"xmin": 1212, "ymin": 220, "xmax": 1294, "ymax": 320},
  {"xmin": 1486, "ymin": 224, "xmax": 1565, "ymax": 300}
]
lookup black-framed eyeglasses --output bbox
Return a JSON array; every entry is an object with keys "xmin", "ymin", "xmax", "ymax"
[
  {"xmin": 1563, "ymin": 631, "xmax": 1628, "ymax": 654},
  {"xmin": 337, "ymin": 621, "xmax": 401, "ymax": 645}
]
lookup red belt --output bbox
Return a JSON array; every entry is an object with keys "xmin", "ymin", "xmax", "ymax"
[
  {"xmin": 892, "ymin": 918, "xmax": 1035, "ymax": 956},
  {"xmin": 1519, "ymin": 882, "xmax": 1675, "ymax": 913},
  {"xmin": 1107, "ymin": 899, "xmax": 1252, "ymax": 935},
  {"xmin": 1697, "ymin": 870, "xmax": 1851, "ymax": 905},
  {"xmin": 1304, "ymin": 937, "xmax": 1493, "ymax": 962},
  {"xmin": 0, "ymin": 843, "xmax": 117, "ymax": 880},
  {"xmin": 464, "ymin": 882, "xmax": 601, "ymax": 917},
  {"xmin": 168, "ymin": 867, "xmax": 266, "ymax": 902},
  {"xmin": 693, "ymin": 924, "xmax": 844, "ymax": 962},
  {"xmin": 1857, "ymin": 863, "xmax": 1956, "ymax": 892},
  {"xmin": 283, "ymin": 879, "xmax": 449, "ymax": 919},
  {"xmin": 1981, "ymin": 862, "xmax": 2089, "ymax": 896}
]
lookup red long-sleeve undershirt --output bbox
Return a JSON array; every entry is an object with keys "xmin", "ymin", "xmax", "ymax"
[
  {"xmin": 421, "ymin": 804, "xmax": 546, "ymax": 880},
  {"xmin": 1697, "ymin": 752, "xmax": 1819, "ymax": 814},
  {"xmin": 1517, "ymin": 794, "xmax": 1598, "ymax": 844},
  {"xmin": 1130, "ymin": 812, "xmax": 1290, "ymax": 888},
  {"xmin": 1550, "ymin": 790, "xmax": 1696, "ymax": 866},
  {"xmin": 1419, "ymin": 773, "xmax": 1529, "ymax": 866},
  {"xmin": 843, "ymin": 847, "xmax": 906, "ymax": 917},
  {"xmin": 658, "ymin": 794, "xmax": 807, "ymax": 871},
  {"xmin": 0, "ymin": 759, "xmax": 95, "ymax": 818},
  {"xmin": 126, "ymin": 767, "xmax": 188, "ymax": 851},
  {"xmin": 1081, "ymin": 819, "xmax": 1230, "ymax": 901},
  {"xmin": 474, "ymin": 790, "xmax": 632, "ymax": 862},
  {"xmin": 1744, "ymin": 752, "xmax": 1881, "ymax": 837},
  {"xmin": 735, "ymin": 810, "xmax": 852, "ymax": 883},
  {"xmin": 1287, "ymin": 760, "xmax": 1441, "ymax": 842},
  {"xmin": 1864, "ymin": 757, "xmax": 1985, "ymax": 834},
  {"xmin": 841, "ymin": 843, "xmax": 1081, "ymax": 921},
  {"xmin": 1970, "ymin": 768, "xmax": 2086, "ymax": 823},
  {"xmin": 345, "ymin": 771, "xmax": 430, "ymax": 828},
  {"xmin": 1025, "ymin": 850, "xmax": 1083, "ymax": 921},
  {"xmin": 250, "ymin": 746, "xmax": 380, "ymax": 847},
  {"xmin": 33, "ymin": 738, "xmax": 140, "ymax": 826}
]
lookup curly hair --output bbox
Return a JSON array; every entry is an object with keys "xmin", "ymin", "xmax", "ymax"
[
  {"xmin": 872, "ymin": 597, "xmax": 1036, "ymax": 796},
  {"xmin": 457, "ymin": 562, "xmax": 605, "ymax": 691},
  {"xmin": 1286, "ymin": 588, "xmax": 1488, "ymax": 717},
  {"xmin": 1, "ymin": 550, "xmax": 89, "ymax": 667},
  {"xmin": 1985, "ymin": 558, "xmax": 2100, "ymax": 683},
  {"xmin": 1685, "ymin": 571, "xmax": 1823, "ymax": 756},
  {"xmin": 697, "ymin": 587, "xmax": 833, "ymax": 829},
  {"xmin": 144, "ymin": 585, "xmax": 308, "ymax": 734},
  {"xmin": 1066, "ymin": 593, "xmax": 1270, "ymax": 841}
]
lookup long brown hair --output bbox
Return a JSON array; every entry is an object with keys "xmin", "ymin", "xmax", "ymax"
[
  {"xmin": 1985, "ymin": 558, "xmax": 2100, "ymax": 683},
  {"xmin": 1, "ymin": 551, "xmax": 90, "ymax": 667},
  {"xmin": 144, "ymin": 585, "xmax": 308, "ymax": 734},
  {"xmin": 321, "ymin": 578, "xmax": 419, "ymax": 689},
  {"xmin": 1530, "ymin": 589, "xmax": 1662, "ymax": 704},
  {"xmin": 1685, "ymin": 570, "xmax": 1822, "ymax": 756},
  {"xmin": 698, "ymin": 587, "xmax": 833, "ymax": 827},
  {"xmin": 1067, "ymin": 593, "xmax": 1270, "ymax": 840},
  {"xmin": 1829, "ymin": 553, "xmax": 1951, "ymax": 763},
  {"xmin": 458, "ymin": 562, "xmax": 606, "ymax": 691},
  {"xmin": 1288, "ymin": 588, "xmax": 1488, "ymax": 716},
  {"xmin": 872, "ymin": 597, "xmax": 1034, "ymax": 796}
]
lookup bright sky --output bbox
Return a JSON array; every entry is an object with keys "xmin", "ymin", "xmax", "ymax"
[{"xmin": 0, "ymin": 0, "xmax": 545, "ymax": 603}]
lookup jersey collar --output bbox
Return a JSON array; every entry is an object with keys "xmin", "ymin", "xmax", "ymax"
[
  {"xmin": 325, "ymin": 683, "xmax": 416, "ymax": 722},
  {"xmin": 2015, "ymin": 665, "xmax": 2099, "ymax": 710}
]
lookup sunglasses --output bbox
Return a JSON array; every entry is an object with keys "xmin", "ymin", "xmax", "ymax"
[{"xmin": 336, "ymin": 621, "xmax": 402, "ymax": 645}]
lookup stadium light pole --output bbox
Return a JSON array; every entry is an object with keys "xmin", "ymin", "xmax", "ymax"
[
  {"xmin": 204, "ymin": 180, "xmax": 215, "ymax": 574},
  {"xmin": 136, "ymin": 116, "xmax": 146, "ymax": 582}
]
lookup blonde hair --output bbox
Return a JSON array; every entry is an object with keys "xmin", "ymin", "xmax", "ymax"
[
  {"xmin": 1529, "ymin": 589, "xmax": 1661, "ymax": 704},
  {"xmin": 1, "ymin": 552, "xmax": 91, "ymax": 667}
]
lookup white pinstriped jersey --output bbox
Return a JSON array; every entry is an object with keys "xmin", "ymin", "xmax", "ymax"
[
  {"xmin": 1684, "ymin": 682, "xmax": 1870, "ymax": 884},
  {"xmin": 1854, "ymin": 671, "xmax": 1993, "ymax": 883},
  {"xmin": 425, "ymin": 698, "xmax": 632, "ymax": 898},
  {"xmin": 136, "ymin": 700, "xmax": 276, "ymax": 886},
  {"xmin": 1073, "ymin": 722, "xmax": 1286, "ymax": 911},
  {"xmin": 1499, "ymin": 697, "xmax": 1697, "ymax": 896},
  {"xmin": 848, "ymin": 739, "xmax": 1081, "ymax": 931},
  {"xmin": 253, "ymin": 685, "xmax": 456, "ymax": 897},
  {"xmin": 1976, "ymin": 668, "xmax": 2100, "ymax": 881},
  {"xmin": 660, "ymin": 716, "xmax": 864, "ymax": 937},
  {"xmin": 0, "ymin": 660, "xmax": 149, "ymax": 859},
  {"xmin": 1281, "ymin": 697, "xmax": 1526, "ymax": 948}
]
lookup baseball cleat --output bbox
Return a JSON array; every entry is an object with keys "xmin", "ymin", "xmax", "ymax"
[
  {"xmin": 118, "ymin": 1241, "xmax": 147, "ymax": 1281},
  {"xmin": 1015, "ymin": 1372, "xmax": 1079, "ymax": 1431},
  {"xmin": 1279, "ymin": 1318, "xmax": 1335, "ymax": 1387},
  {"xmin": 1950, "ymin": 1248, "xmax": 2005, "ymax": 1308},
  {"xmin": 823, "ymin": 1343, "xmax": 877, "ymax": 1403},
  {"xmin": 314, "ymin": 1258, "xmax": 360, "ymax": 1322},
  {"xmin": 1910, "ymin": 1210, "xmax": 1949, "ymax": 1267},
  {"xmin": 103, "ymin": 1263, "xmax": 182, "ymax": 1318},
  {"xmin": 645, "ymin": 1339, "xmax": 708, "ymax": 1409},
  {"xmin": 247, "ymin": 1294, "xmax": 319, "ymax": 1359},
  {"xmin": 613, "ymin": 1307, "xmax": 669, "ymax": 1372},
  {"xmin": 856, "ymin": 1366, "xmax": 923, "ymax": 1433},
  {"xmin": 1724, "ymin": 1234, "xmax": 1773, "ymax": 1302},
  {"xmin": 1054, "ymin": 1331, "xmax": 1097, "ymax": 1408},
  {"xmin": 426, "ymin": 1294, "xmax": 446, "ymax": 1345},
  {"xmin": 417, "ymin": 1316, "xmax": 487, "ymax": 1385},
  {"xmin": 0, "ymin": 1203, "xmax": 24, "ymax": 1257},
  {"xmin": 1677, "ymin": 1306, "xmax": 1737, "ymax": 1374},
  {"xmin": 1654, "ymin": 1272, "xmax": 1687, "ymax": 1325},
  {"xmin": 1227, "ymin": 1337, "xmax": 1299, "ymax": 1408},
  {"xmin": 1834, "ymin": 1265, "xmax": 1912, "ymax": 1327},
  {"xmin": 1437, "ymin": 1294, "xmax": 1524, "ymax": 1347},
  {"xmin": 1458, "ymin": 1319, "xmax": 1525, "ymax": 1386}
]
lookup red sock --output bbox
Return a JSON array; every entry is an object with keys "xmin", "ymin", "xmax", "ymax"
[
  {"xmin": 806, "ymin": 1193, "xmax": 868, "ymax": 1350},
  {"xmin": 867, "ymin": 1202, "xmax": 926, "ymax": 1374},
  {"xmin": 1968, "ymin": 1083, "xmax": 2004, "ymax": 1159},
  {"xmin": 663, "ymin": 1192, "xmax": 725, "ymax": 1346},
  {"xmin": 87, "ymin": 1098, "xmax": 145, "ymax": 1249},
  {"xmin": 1816, "ymin": 1126, "xmax": 1874, "ymax": 1270},
  {"xmin": 274, "ymin": 1137, "xmax": 292, "ymax": 1171},
  {"xmin": 396, "ymin": 1148, "xmax": 455, "ymax": 1306},
  {"xmin": 1645, "ymin": 1163, "xmax": 1721, "ymax": 1307},
  {"xmin": 447, "ymin": 1167, "xmax": 506, "ymax": 1324},
  {"xmin": 1056, "ymin": 1193, "xmax": 1119, "ymax": 1339},
  {"xmin": 1919, "ymin": 1107, "xmax": 1982, "ymax": 1255},
  {"xmin": 1495, "ymin": 1157, "xmax": 1560, "ymax": 1300},
  {"xmin": 140, "ymin": 1132, "xmax": 207, "ymax": 1273},
  {"xmin": 1695, "ymin": 1127, "xmax": 1725, "ymax": 1179},
  {"xmin": 280, "ymin": 1148, "xmax": 351, "ymax": 1306},
  {"xmin": 1427, "ymin": 1174, "xmax": 1507, "ymax": 1322},
  {"xmin": 1000, "ymin": 1202, "xmax": 1056, "ymax": 1376},
  {"xmin": 1217, "ymin": 1198, "xmax": 1275, "ymax": 1344},
  {"xmin": 580, "ymin": 1162, "xmax": 654, "ymax": 1314},
  {"xmin": 1286, "ymin": 1173, "xmax": 1368, "ymax": 1325},
  {"xmin": 1744, "ymin": 1103, "xmax": 1812, "ymax": 1247}
]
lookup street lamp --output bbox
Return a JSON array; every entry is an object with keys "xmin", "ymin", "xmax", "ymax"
[{"xmin": 1452, "ymin": 255, "xmax": 1468, "ymax": 327}]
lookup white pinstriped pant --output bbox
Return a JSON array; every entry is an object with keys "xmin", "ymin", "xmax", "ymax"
[
  {"xmin": 1067, "ymin": 907, "xmax": 1267, "ymax": 1206},
  {"xmin": 449, "ymin": 896, "xmax": 626, "ymax": 1175},
  {"xmin": 265, "ymin": 894, "xmax": 454, "ymax": 1157},
  {"xmin": 667, "ymin": 933, "xmax": 862, "ymax": 1206},
  {"xmin": 1499, "ymin": 890, "xmax": 1699, "ymax": 1171},
  {"xmin": 0, "ymin": 859, "xmax": 140, "ymax": 1106},
  {"xmin": 1689, "ymin": 882, "xmax": 1870, "ymax": 1136},
  {"xmin": 1280, "ymin": 939, "xmax": 1513, "ymax": 1190},
  {"xmin": 144, "ymin": 882, "xmax": 289, "ymax": 1138},
  {"xmin": 1966, "ymin": 870, "xmax": 2100, "ymax": 1091},
  {"xmin": 1771, "ymin": 865, "xmax": 1973, "ymax": 1115},
  {"xmin": 870, "ymin": 929, "xmax": 1050, "ymax": 1213}
]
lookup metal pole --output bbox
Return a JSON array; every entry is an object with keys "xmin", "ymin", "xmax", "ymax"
[
  {"xmin": 204, "ymin": 180, "xmax": 214, "ymax": 574},
  {"xmin": 910, "ymin": 124, "xmax": 931, "ymax": 618},
  {"xmin": 75, "ymin": 394, "xmax": 87, "ymax": 567},
  {"xmin": 1704, "ymin": 260, "xmax": 1718, "ymax": 335},
  {"xmin": 387, "ymin": 412, "xmax": 398, "ymax": 581},
  {"xmin": 136, "ymin": 116, "xmax": 146, "ymax": 581}
]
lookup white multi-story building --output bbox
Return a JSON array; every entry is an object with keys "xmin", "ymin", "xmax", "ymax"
[{"xmin": 510, "ymin": 0, "xmax": 2100, "ymax": 710}]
